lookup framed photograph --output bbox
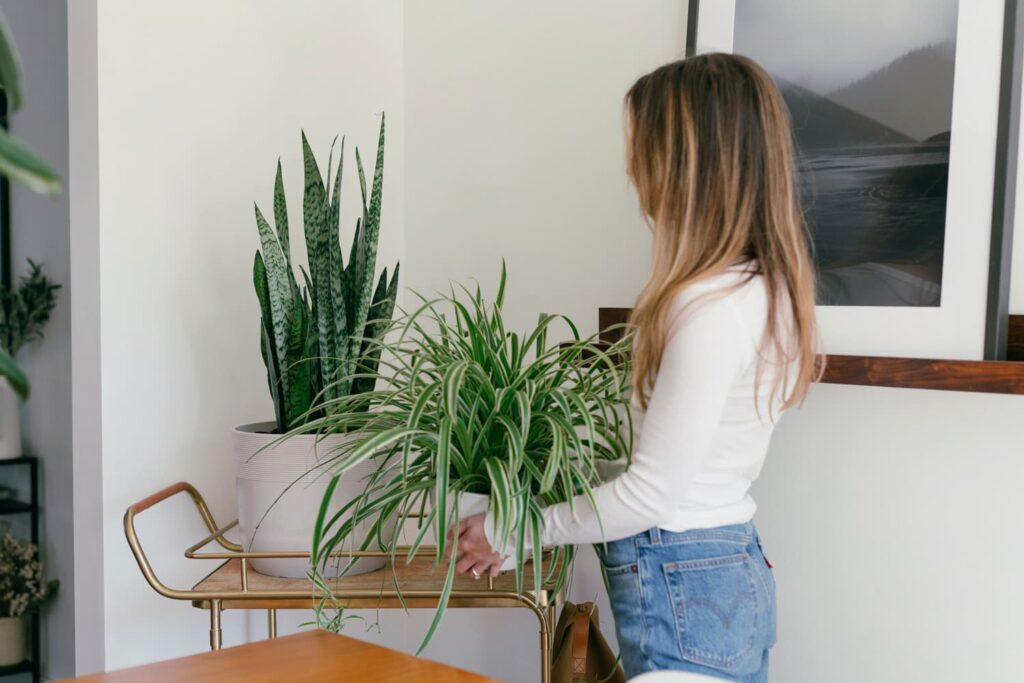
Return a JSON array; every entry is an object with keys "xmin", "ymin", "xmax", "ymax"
[{"xmin": 689, "ymin": 0, "xmax": 1017, "ymax": 360}]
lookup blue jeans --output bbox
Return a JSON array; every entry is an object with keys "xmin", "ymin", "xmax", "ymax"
[{"xmin": 599, "ymin": 523, "xmax": 776, "ymax": 681}]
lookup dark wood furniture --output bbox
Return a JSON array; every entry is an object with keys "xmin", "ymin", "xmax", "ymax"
[
  {"xmin": 599, "ymin": 309, "xmax": 1024, "ymax": 395},
  {"xmin": 0, "ymin": 456, "xmax": 40, "ymax": 682},
  {"xmin": 55, "ymin": 630, "xmax": 500, "ymax": 683}
]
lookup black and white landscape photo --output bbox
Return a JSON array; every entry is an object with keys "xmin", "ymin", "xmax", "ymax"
[{"xmin": 734, "ymin": 0, "xmax": 960, "ymax": 306}]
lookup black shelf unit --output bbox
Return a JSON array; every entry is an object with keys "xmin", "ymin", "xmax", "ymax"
[{"xmin": 0, "ymin": 457, "xmax": 40, "ymax": 682}]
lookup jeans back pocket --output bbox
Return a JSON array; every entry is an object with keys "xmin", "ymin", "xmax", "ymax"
[{"xmin": 662, "ymin": 552, "xmax": 763, "ymax": 674}]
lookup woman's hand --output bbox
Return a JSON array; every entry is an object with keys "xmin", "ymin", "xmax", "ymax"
[{"xmin": 447, "ymin": 513, "xmax": 505, "ymax": 579}]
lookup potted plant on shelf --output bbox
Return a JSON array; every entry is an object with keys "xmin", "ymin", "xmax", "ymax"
[
  {"xmin": 0, "ymin": 533, "xmax": 57, "ymax": 666},
  {"xmin": 303, "ymin": 264, "xmax": 633, "ymax": 650},
  {"xmin": 236, "ymin": 114, "xmax": 399, "ymax": 578},
  {"xmin": 0, "ymin": 261, "xmax": 60, "ymax": 459}
]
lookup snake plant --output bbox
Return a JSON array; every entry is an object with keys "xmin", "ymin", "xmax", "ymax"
[
  {"xmin": 303, "ymin": 264, "xmax": 633, "ymax": 651},
  {"xmin": 253, "ymin": 115, "xmax": 398, "ymax": 433}
]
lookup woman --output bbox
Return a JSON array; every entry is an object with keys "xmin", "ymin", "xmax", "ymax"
[{"xmin": 454, "ymin": 53, "xmax": 821, "ymax": 681}]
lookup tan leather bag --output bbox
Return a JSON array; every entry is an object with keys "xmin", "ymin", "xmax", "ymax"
[{"xmin": 552, "ymin": 602, "xmax": 626, "ymax": 683}]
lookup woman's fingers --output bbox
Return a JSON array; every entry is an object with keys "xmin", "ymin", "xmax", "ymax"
[{"xmin": 455, "ymin": 554, "xmax": 479, "ymax": 575}]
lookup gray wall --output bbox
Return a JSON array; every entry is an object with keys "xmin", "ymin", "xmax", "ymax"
[{"xmin": 0, "ymin": 0, "xmax": 74, "ymax": 679}]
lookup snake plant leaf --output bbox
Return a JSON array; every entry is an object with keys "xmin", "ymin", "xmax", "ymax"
[
  {"xmin": 349, "ymin": 115, "xmax": 385, "ymax": 367},
  {"xmin": 255, "ymin": 204, "xmax": 294, "ymax": 411},
  {"xmin": 327, "ymin": 139, "xmax": 350, "ymax": 394},
  {"xmin": 285, "ymin": 288, "xmax": 312, "ymax": 426},
  {"xmin": 343, "ymin": 217, "xmax": 361, "ymax": 327},
  {"xmin": 0, "ymin": 14, "xmax": 21, "ymax": 112},
  {"xmin": 350, "ymin": 265, "xmax": 393, "ymax": 397},
  {"xmin": 0, "ymin": 348, "xmax": 27, "ymax": 400},
  {"xmin": 304, "ymin": 308, "xmax": 322, "ymax": 412},
  {"xmin": 0, "ymin": 128, "xmax": 60, "ymax": 195},
  {"xmin": 254, "ymin": 251, "xmax": 286, "ymax": 431},
  {"xmin": 301, "ymin": 131, "xmax": 341, "ymax": 399},
  {"xmin": 272, "ymin": 161, "xmax": 291, "ymax": 268},
  {"xmin": 255, "ymin": 118, "xmax": 396, "ymax": 434},
  {"xmin": 261, "ymin": 321, "xmax": 285, "ymax": 431},
  {"xmin": 328, "ymin": 137, "xmax": 345, "ymax": 235}
]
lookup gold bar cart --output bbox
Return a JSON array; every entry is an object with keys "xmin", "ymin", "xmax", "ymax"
[{"xmin": 124, "ymin": 482, "xmax": 562, "ymax": 683}]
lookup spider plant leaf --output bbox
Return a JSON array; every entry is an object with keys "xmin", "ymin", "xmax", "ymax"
[
  {"xmin": 311, "ymin": 474, "xmax": 340, "ymax": 567},
  {"xmin": 538, "ymin": 415, "xmax": 566, "ymax": 495},
  {"xmin": 529, "ymin": 500, "xmax": 543, "ymax": 600},
  {"xmin": 0, "ymin": 15, "xmax": 21, "ymax": 113},
  {"xmin": 416, "ymin": 549, "xmax": 457, "ymax": 655},
  {"xmin": 406, "ymin": 505, "xmax": 436, "ymax": 564},
  {"xmin": 434, "ymin": 417, "xmax": 453, "ymax": 561},
  {"xmin": 484, "ymin": 457, "xmax": 513, "ymax": 548},
  {"xmin": 494, "ymin": 259, "xmax": 508, "ymax": 310},
  {"xmin": 441, "ymin": 359, "xmax": 471, "ymax": 421},
  {"xmin": 494, "ymin": 414, "xmax": 525, "ymax": 472},
  {"xmin": 0, "ymin": 348, "xmax": 27, "ymax": 400},
  {"xmin": 0, "ymin": 128, "xmax": 60, "ymax": 195},
  {"xmin": 336, "ymin": 426, "xmax": 420, "ymax": 473}
]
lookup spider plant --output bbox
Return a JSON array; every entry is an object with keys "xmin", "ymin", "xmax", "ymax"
[{"xmin": 302, "ymin": 264, "xmax": 633, "ymax": 651}]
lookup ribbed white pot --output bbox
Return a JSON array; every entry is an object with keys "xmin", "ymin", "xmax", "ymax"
[
  {"xmin": 0, "ymin": 381, "xmax": 21, "ymax": 460},
  {"xmin": 0, "ymin": 617, "xmax": 25, "ymax": 667},
  {"xmin": 233, "ymin": 422, "xmax": 390, "ymax": 578}
]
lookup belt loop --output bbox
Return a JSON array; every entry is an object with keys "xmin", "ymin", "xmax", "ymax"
[{"xmin": 649, "ymin": 527, "xmax": 662, "ymax": 545}]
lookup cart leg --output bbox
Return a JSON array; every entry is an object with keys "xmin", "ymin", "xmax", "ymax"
[
  {"xmin": 210, "ymin": 600, "xmax": 223, "ymax": 650},
  {"xmin": 538, "ymin": 606, "xmax": 552, "ymax": 683},
  {"xmin": 267, "ymin": 608, "xmax": 278, "ymax": 639}
]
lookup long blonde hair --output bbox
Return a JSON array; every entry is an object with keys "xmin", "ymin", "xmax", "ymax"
[{"xmin": 626, "ymin": 53, "xmax": 822, "ymax": 411}]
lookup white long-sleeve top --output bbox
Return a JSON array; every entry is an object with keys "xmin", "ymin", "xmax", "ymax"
[{"xmin": 487, "ymin": 267, "xmax": 791, "ymax": 550}]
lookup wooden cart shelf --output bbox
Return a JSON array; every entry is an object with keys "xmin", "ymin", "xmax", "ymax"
[
  {"xmin": 191, "ymin": 556, "xmax": 558, "ymax": 611},
  {"xmin": 125, "ymin": 482, "xmax": 562, "ymax": 683}
]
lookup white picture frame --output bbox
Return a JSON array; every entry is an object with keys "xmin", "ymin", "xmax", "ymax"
[{"xmin": 693, "ymin": 1, "xmax": 1009, "ymax": 360}]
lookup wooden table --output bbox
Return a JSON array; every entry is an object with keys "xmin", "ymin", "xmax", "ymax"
[{"xmin": 57, "ymin": 630, "xmax": 501, "ymax": 682}]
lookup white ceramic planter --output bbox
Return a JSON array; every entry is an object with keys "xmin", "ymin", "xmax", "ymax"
[
  {"xmin": 0, "ymin": 381, "xmax": 21, "ymax": 460},
  {"xmin": 0, "ymin": 617, "xmax": 25, "ymax": 667},
  {"xmin": 233, "ymin": 422, "xmax": 391, "ymax": 578}
]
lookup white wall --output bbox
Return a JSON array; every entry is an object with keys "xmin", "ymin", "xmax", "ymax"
[
  {"xmin": 92, "ymin": 0, "xmax": 403, "ymax": 670},
  {"xmin": 68, "ymin": 0, "xmax": 104, "ymax": 674},
  {"xmin": 755, "ymin": 385, "xmax": 1024, "ymax": 682},
  {"xmin": 400, "ymin": 3, "xmax": 685, "ymax": 680},
  {"xmin": 1, "ymin": 0, "xmax": 74, "ymax": 679},
  {"xmin": 72, "ymin": 2, "xmax": 1024, "ymax": 681}
]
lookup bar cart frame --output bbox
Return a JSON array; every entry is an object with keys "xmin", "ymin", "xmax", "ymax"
[{"xmin": 124, "ymin": 482, "xmax": 562, "ymax": 683}]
